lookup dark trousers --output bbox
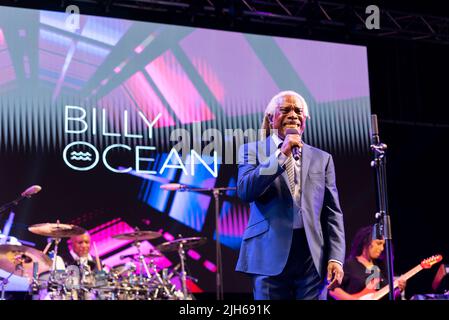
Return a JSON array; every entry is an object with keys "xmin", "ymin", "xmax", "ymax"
[{"xmin": 252, "ymin": 229, "xmax": 326, "ymax": 300}]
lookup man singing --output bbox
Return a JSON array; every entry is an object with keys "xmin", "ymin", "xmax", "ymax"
[{"xmin": 236, "ymin": 90, "xmax": 345, "ymax": 299}]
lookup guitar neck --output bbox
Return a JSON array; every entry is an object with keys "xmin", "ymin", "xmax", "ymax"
[{"xmin": 372, "ymin": 264, "xmax": 423, "ymax": 300}]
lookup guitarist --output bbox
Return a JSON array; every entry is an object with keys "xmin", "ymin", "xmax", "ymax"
[{"xmin": 329, "ymin": 226, "xmax": 406, "ymax": 300}]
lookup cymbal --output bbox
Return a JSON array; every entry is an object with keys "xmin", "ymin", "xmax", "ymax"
[
  {"xmin": 0, "ymin": 244, "xmax": 52, "ymax": 277},
  {"xmin": 28, "ymin": 223, "xmax": 86, "ymax": 238},
  {"xmin": 112, "ymin": 230, "xmax": 162, "ymax": 241},
  {"xmin": 156, "ymin": 237, "xmax": 207, "ymax": 252},
  {"xmin": 119, "ymin": 252, "xmax": 163, "ymax": 261}
]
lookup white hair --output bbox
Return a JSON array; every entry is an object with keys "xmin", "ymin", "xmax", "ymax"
[{"xmin": 264, "ymin": 90, "xmax": 310, "ymax": 118}]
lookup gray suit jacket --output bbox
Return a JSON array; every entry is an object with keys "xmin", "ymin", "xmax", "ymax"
[{"xmin": 235, "ymin": 137, "xmax": 345, "ymax": 277}]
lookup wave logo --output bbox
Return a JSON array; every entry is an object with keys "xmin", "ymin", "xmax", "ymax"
[
  {"xmin": 63, "ymin": 142, "xmax": 99, "ymax": 171},
  {"xmin": 70, "ymin": 151, "xmax": 92, "ymax": 161}
]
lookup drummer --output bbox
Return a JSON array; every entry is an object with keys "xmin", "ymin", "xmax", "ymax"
[{"xmin": 62, "ymin": 232, "xmax": 101, "ymax": 272}]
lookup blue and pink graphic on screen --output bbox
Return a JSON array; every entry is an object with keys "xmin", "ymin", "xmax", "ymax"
[
  {"xmin": 0, "ymin": 29, "xmax": 16, "ymax": 89},
  {"xmin": 0, "ymin": 6, "xmax": 370, "ymax": 155},
  {"xmin": 0, "ymin": 6, "xmax": 371, "ymax": 283}
]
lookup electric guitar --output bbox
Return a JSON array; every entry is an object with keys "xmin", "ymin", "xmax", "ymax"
[{"xmin": 353, "ymin": 254, "xmax": 443, "ymax": 300}]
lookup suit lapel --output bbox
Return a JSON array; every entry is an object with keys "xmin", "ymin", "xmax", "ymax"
[
  {"xmin": 265, "ymin": 136, "xmax": 277, "ymax": 158},
  {"xmin": 301, "ymin": 143, "xmax": 312, "ymax": 193}
]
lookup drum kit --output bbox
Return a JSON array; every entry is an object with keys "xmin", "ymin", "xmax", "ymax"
[{"xmin": 0, "ymin": 221, "xmax": 206, "ymax": 300}]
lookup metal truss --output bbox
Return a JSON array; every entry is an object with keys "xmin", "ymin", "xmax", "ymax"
[{"xmin": 3, "ymin": 0, "xmax": 449, "ymax": 44}]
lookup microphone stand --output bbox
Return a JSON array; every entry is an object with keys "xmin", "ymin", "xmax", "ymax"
[
  {"xmin": 0, "ymin": 195, "xmax": 27, "ymax": 246},
  {"xmin": 370, "ymin": 115, "xmax": 395, "ymax": 300},
  {"xmin": 0, "ymin": 195, "xmax": 28, "ymax": 217},
  {"xmin": 0, "ymin": 186, "xmax": 41, "ymax": 217},
  {"xmin": 175, "ymin": 185, "xmax": 236, "ymax": 300},
  {"xmin": 0, "ymin": 271, "xmax": 15, "ymax": 300}
]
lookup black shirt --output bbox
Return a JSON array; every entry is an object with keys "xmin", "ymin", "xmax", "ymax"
[{"xmin": 339, "ymin": 257, "xmax": 388, "ymax": 294}]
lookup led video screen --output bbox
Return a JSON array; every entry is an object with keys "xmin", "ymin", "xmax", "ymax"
[{"xmin": 0, "ymin": 5, "xmax": 373, "ymax": 293}]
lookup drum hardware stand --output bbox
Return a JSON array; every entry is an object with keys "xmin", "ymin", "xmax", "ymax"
[
  {"xmin": 0, "ymin": 271, "xmax": 14, "ymax": 300},
  {"xmin": 48, "ymin": 237, "xmax": 61, "ymax": 281},
  {"xmin": 41, "ymin": 221, "xmax": 63, "ymax": 279},
  {"xmin": 131, "ymin": 237, "xmax": 173, "ymax": 298},
  {"xmin": 166, "ymin": 185, "xmax": 236, "ymax": 300},
  {"xmin": 166, "ymin": 263, "xmax": 180, "ymax": 280},
  {"xmin": 162, "ymin": 264, "xmax": 180, "ymax": 298},
  {"xmin": 29, "ymin": 262, "xmax": 40, "ymax": 298},
  {"xmin": 1, "ymin": 255, "xmax": 27, "ymax": 300},
  {"xmin": 370, "ymin": 114, "xmax": 395, "ymax": 300},
  {"xmin": 177, "ymin": 240, "xmax": 188, "ymax": 299},
  {"xmin": 132, "ymin": 239, "xmax": 153, "ymax": 283},
  {"xmin": 148, "ymin": 259, "xmax": 171, "ymax": 297},
  {"xmin": 45, "ymin": 233, "xmax": 67, "ymax": 298}
]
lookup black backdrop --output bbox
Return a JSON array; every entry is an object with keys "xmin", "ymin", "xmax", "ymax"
[{"xmin": 368, "ymin": 39, "xmax": 449, "ymax": 297}]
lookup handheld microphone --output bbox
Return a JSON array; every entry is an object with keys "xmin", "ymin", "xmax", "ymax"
[
  {"xmin": 160, "ymin": 183, "xmax": 185, "ymax": 191},
  {"xmin": 285, "ymin": 128, "xmax": 302, "ymax": 161},
  {"xmin": 21, "ymin": 185, "xmax": 42, "ymax": 198}
]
